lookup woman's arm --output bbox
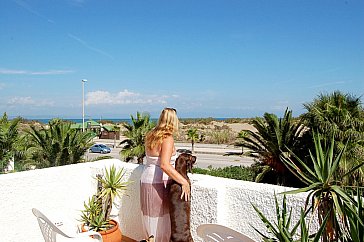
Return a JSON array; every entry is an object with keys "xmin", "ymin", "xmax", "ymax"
[{"xmin": 159, "ymin": 135, "xmax": 190, "ymax": 201}]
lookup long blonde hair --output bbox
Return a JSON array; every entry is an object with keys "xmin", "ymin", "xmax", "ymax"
[{"xmin": 145, "ymin": 108, "xmax": 179, "ymax": 150}]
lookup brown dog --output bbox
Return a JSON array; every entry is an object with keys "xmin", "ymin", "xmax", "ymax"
[{"xmin": 169, "ymin": 153, "xmax": 196, "ymax": 242}]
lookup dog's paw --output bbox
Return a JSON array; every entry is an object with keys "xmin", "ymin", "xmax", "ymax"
[{"xmin": 140, "ymin": 235, "xmax": 154, "ymax": 242}]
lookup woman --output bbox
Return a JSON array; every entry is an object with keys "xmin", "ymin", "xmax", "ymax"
[{"xmin": 140, "ymin": 108, "xmax": 190, "ymax": 242}]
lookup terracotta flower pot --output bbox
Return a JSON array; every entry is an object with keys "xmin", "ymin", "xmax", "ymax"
[
  {"xmin": 82, "ymin": 219, "xmax": 122, "ymax": 242},
  {"xmin": 100, "ymin": 220, "xmax": 122, "ymax": 242}
]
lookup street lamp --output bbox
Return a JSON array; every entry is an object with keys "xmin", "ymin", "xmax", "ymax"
[{"xmin": 82, "ymin": 79, "xmax": 87, "ymax": 132}]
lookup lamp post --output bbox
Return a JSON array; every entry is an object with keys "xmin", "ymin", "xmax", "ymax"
[{"xmin": 82, "ymin": 79, "xmax": 87, "ymax": 132}]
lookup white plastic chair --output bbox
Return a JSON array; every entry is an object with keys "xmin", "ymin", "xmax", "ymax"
[
  {"xmin": 196, "ymin": 224, "xmax": 255, "ymax": 242},
  {"xmin": 32, "ymin": 208, "xmax": 103, "ymax": 242}
]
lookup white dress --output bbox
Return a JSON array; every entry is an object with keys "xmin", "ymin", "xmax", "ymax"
[{"xmin": 140, "ymin": 153, "xmax": 178, "ymax": 242}]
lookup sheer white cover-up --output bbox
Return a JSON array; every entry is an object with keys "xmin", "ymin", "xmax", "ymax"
[{"xmin": 140, "ymin": 153, "xmax": 177, "ymax": 242}]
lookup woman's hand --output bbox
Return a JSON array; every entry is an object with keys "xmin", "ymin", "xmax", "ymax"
[{"xmin": 180, "ymin": 181, "xmax": 190, "ymax": 201}]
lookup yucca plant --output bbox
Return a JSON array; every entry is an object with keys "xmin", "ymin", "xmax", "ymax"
[
  {"xmin": 281, "ymin": 132, "xmax": 363, "ymax": 241},
  {"xmin": 98, "ymin": 165, "xmax": 131, "ymax": 222},
  {"xmin": 80, "ymin": 165, "xmax": 131, "ymax": 232},
  {"xmin": 298, "ymin": 208, "xmax": 329, "ymax": 242},
  {"xmin": 251, "ymin": 193, "xmax": 328, "ymax": 242},
  {"xmin": 251, "ymin": 193, "xmax": 299, "ymax": 241},
  {"xmin": 341, "ymin": 187, "xmax": 364, "ymax": 242},
  {"xmin": 80, "ymin": 196, "xmax": 111, "ymax": 231}
]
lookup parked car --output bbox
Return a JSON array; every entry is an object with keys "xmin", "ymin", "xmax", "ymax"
[
  {"xmin": 89, "ymin": 144, "xmax": 111, "ymax": 154},
  {"xmin": 177, "ymin": 148, "xmax": 192, "ymax": 154}
]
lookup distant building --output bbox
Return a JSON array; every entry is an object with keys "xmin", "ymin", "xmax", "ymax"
[
  {"xmin": 70, "ymin": 120, "xmax": 120, "ymax": 140},
  {"xmin": 70, "ymin": 120, "xmax": 101, "ymax": 135},
  {"xmin": 99, "ymin": 125, "xmax": 120, "ymax": 140}
]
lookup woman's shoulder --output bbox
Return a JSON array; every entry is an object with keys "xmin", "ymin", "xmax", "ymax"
[{"xmin": 161, "ymin": 135, "xmax": 174, "ymax": 146}]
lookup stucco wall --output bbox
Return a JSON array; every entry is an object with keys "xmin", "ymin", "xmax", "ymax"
[{"xmin": 0, "ymin": 159, "xmax": 312, "ymax": 242}]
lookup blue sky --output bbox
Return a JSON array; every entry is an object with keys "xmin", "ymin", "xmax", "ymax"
[{"xmin": 1, "ymin": 0, "xmax": 363, "ymax": 119}]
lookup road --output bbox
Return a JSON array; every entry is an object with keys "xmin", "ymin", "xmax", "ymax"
[{"xmin": 86, "ymin": 140, "xmax": 255, "ymax": 169}]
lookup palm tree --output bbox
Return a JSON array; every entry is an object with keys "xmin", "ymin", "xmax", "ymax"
[
  {"xmin": 0, "ymin": 113, "xmax": 21, "ymax": 172},
  {"xmin": 187, "ymin": 128, "xmax": 199, "ymax": 153},
  {"xmin": 239, "ymin": 108, "xmax": 306, "ymax": 186},
  {"xmin": 301, "ymin": 91, "xmax": 364, "ymax": 186},
  {"xmin": 67, "ymin": 127, "xmax": 96, "ymax": 164},
  {"xmin": 119, "ymin": 112, "xmax": 154, "ymax": 164},
  {"xmin": 26, "ymin": 119, "xmax": 95, "ymax": 167},
  {"xmin": 235, "ymin": 130, "xmax": 248, "ymax": 155}
]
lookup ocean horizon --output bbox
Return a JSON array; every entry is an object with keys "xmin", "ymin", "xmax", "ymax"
[{"xmin": 23, "ymin": 117, "xmax": 231, "ymax": 124}]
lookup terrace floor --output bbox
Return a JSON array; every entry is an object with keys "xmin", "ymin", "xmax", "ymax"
[{"xmin": 123, "ymin": 235, "xmax": 137, "ymax": 242}]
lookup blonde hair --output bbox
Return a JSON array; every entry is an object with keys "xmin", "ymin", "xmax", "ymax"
[{"xmin": 145, "ymin": 108, "xmax": 179, "ymax": 150}]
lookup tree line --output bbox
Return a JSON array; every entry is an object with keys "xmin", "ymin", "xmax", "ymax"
[{"xmin": 1, "ymin": 90, "xmax": 363, "ymax": 186}]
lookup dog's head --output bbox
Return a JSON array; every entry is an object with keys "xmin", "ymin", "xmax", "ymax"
[{"xmin": 175, "ymin": 153, "xmax": 196, "ymax": 174}]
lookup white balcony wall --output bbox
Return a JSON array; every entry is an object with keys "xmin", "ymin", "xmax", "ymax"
[{"xmin": 0, "ymin": 159, "xmax": 314, "ymax": 242}]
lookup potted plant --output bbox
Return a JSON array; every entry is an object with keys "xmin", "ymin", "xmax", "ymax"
[{"xmin": 80, "ymin": 164, "xmax": 130, "ymax": 242}]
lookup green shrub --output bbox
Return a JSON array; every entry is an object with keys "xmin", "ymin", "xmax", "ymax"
[
  {"xmin": 224, "ymin": 118, "xmax": 252, "ymax": 123},
  {"xmin": 180, "ymin": 117, "xmax": 216, "ymax": 125},
  {"xmin": 193, "ymin": 165, "xmax": 257, "ymax": 181}
]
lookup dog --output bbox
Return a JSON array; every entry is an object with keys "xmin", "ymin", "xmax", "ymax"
[{"xmin": 169, "ymin": 153, "xmax": 196, "ymax": 242}]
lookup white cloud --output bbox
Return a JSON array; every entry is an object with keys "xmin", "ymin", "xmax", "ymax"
[
  {"xmin": 0, "ymin": 68, "xmax": 74, "ymax": 75},
  {"xmin": 7, "ymin": 96, "xmax": 54, "ymax": 106},
  {"xmin": 8, "ymin": 97, "xmax": 35, "ymax": 105},
  {"xmin": 85, "ymin": 89, "xmax": 170, "ymax": 105}
]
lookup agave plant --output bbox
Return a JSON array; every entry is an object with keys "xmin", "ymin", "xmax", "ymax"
[{"xmin": 281, "ymin": 132, "xmax": 364, "ymax": 241}]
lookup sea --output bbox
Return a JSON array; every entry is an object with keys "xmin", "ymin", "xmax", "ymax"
[
  {"xmin": 31, "ymin": 118, "xmax": 132, "ymax": 124},
  {"xmin": 26, "ymin": 118, "xmax": 229, "ymax": 124}
]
